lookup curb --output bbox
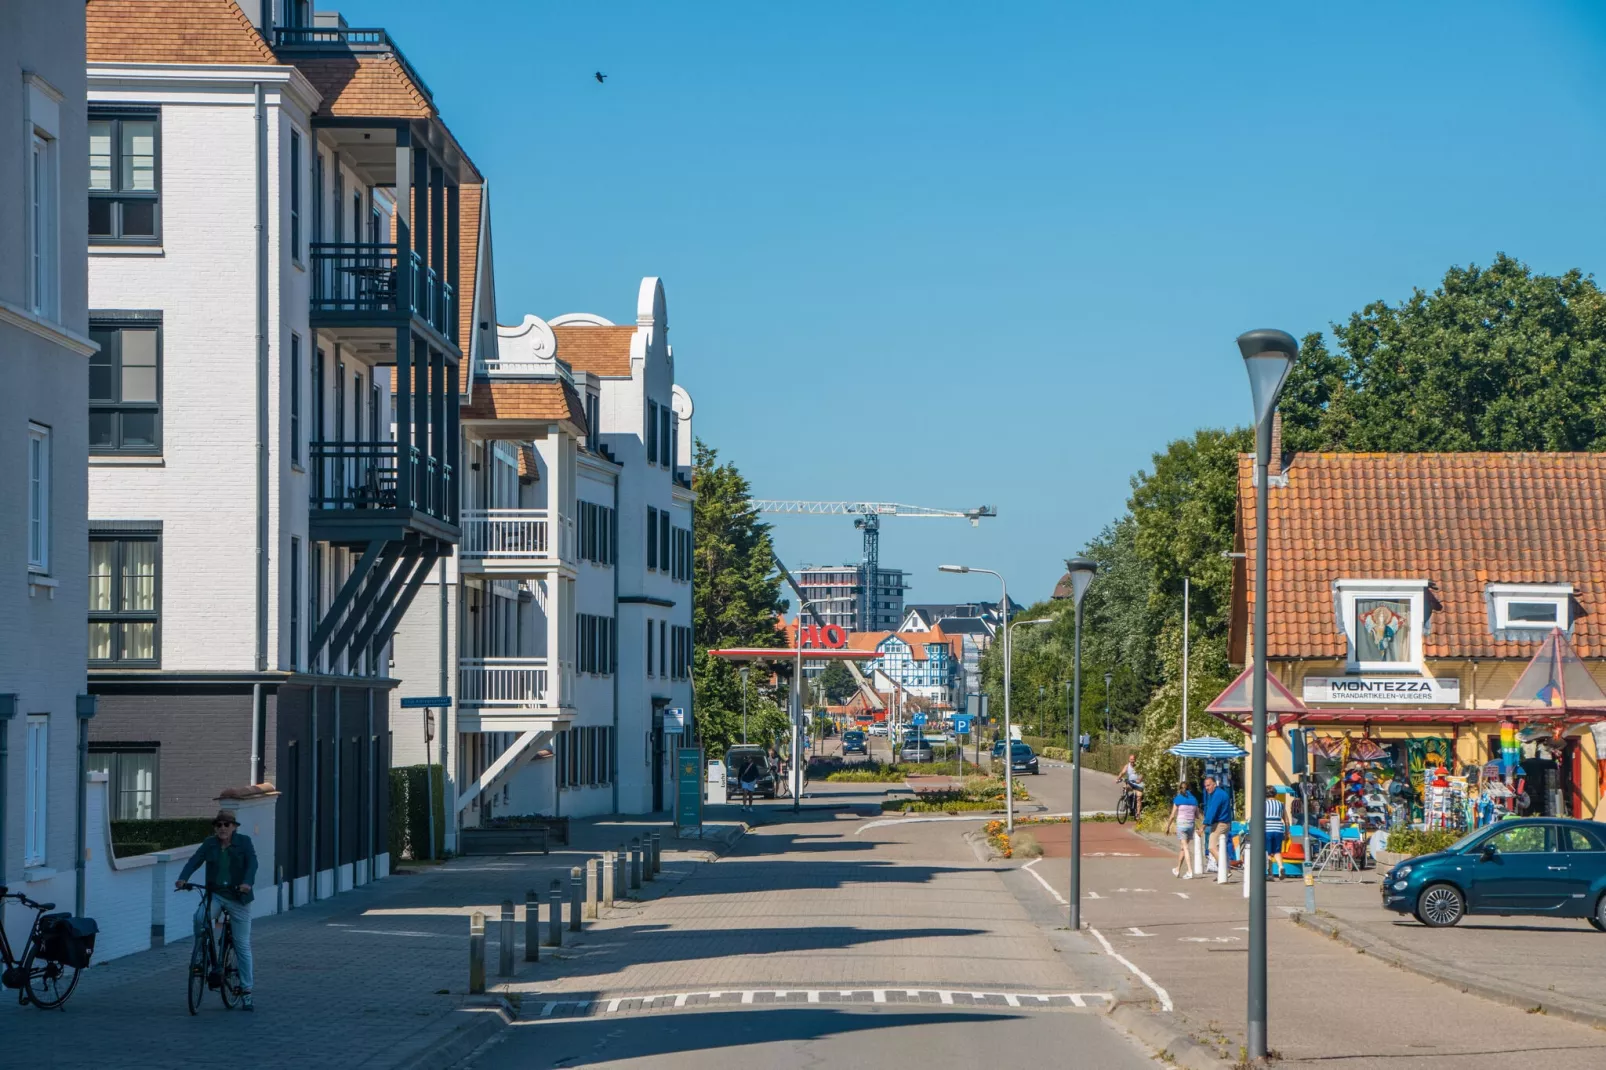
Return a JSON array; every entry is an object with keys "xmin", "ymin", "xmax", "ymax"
[
  {"xmin": 1290, "ymin": 910, "xmax": 1606, "ymax": 1031},
  {"xmin": 390, "ymin": 998, "xmax": 515, "ymax": 1070},
  {"xmin": 1105, "ymin": 1002, "xmax": 1235, "ymax": 1070}
]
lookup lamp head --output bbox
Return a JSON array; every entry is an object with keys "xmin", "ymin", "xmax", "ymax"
[
  {"xmin": 1064, "ymin": 557, "xmax": 1098, "ymax": 607},
  {"xmin": 938, "ymin": 564, "xmax": 969, "ymax": 574},
  {"xmin": 1237, "ymin": 328, "xmax": 1298, "ymax": 428}
]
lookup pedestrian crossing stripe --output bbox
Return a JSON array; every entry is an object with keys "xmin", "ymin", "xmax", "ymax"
[{"xmin": 529, "ymin": 988, "xmax": 1115, "ymax": 1018}]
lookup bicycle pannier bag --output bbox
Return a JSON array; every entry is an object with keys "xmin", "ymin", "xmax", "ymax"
[{"xmin": 38, "ymin": 913, "xmax": 98, "ymax": 968}]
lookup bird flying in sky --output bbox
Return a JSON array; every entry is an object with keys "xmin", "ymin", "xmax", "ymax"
[{"xmin": 594, "ymin": 72, "xmax": 607, "ymax": 84}]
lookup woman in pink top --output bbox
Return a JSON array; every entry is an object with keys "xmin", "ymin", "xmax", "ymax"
[{"xmin": 1165, "ymin": 780, "xmax": 1201, "ymax": 879}]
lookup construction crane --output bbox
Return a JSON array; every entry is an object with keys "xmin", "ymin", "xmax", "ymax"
[
  {"xmin": 754, "ymin": 501, "xmax": 997, "ymax": 631},
  {"xmin": 772, "ymin": 553, "xmax": 884, "ymax": 713}
]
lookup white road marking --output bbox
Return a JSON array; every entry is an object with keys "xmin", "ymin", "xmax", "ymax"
[
  {"xmin": 1179, "ymin": 936, "xmax": 1241, "ymax": 943},
  {"xmin": 1114, "ymin": 888, "xmax": 1156, "ymax": 893},
  {"xmin": 1174, "ymin": 893, "xmax": 1190, "ymax": 899},
  {"xmin": 1086, "ymin": 890, "xmax": 1104, "ymax": 899},
  {"xmin": 1088, "ymin": 927, "xmax": 1174, "ymax": 1013},
  {"xmin": 522, "ymin": 989, "xmax": 1116, "ymax": 1017},
  {"xmin": 1126, "ymin": 928, "xmax": 1154, "ymax": 937},
  {"xmin": 1022, "ymin": 858, "xmax": 1068, "ymax": 905}
]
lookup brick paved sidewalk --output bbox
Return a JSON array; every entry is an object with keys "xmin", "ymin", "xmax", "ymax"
[{"xmin": 2, "ymin": 816, "xmax": 740, "ymax": 1070}]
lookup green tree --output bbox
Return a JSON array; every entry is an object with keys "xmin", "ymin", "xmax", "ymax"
[
  {"xmin": 815, "ymin": 660, "xmax": 857, "ymax": 705},
  {"xmin": 692, "ymin": 440, "xmax": 788, "ymax": 758}
]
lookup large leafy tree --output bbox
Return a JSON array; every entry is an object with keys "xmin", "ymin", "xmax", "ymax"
[
  {"xmin": 815, "ymin": 660, "xmax": 858, "ymax": 705},
  {"xmin": 692, "ymin": 440, "xmax": 788, "ymax": 757}
]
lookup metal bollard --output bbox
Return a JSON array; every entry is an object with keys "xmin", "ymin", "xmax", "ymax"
[
  {"xmin": 601, "ymin": 851, "xmax": 616, "ymax": 907},
  {"xmin": 629, "ymin": 837, "xmax": 642, "ymax": 891},
  {"xmin": 546, "ymin": 878, "xmax": 564, "ymax": 947},
  {"xmin": 643, "ymin": 837, "xmax": 656, "ymax": 882},
  {"xmin": 651, "ymin": 832, "xmax": 662, "ymax": 876},
  {"xmin": 569, "ymin": 867, "xmax": 584, "ymax": 931},
  {"xmin": 498, "ymin": 899, "xmax": 515, "ymax": 977},
  {"xmin": 469, "ymin": 911, "xmax": 486, "ymax": 994},
  {"xmin": 525, "ymin": 890, "xmax": 539, "ymax": 962},
  {"xmin": 585, "ymin": 858, "xmax": 600, "ymax": 918},
  {"xmin": 615, "ymin": 844, "xmax": 627, "ymax": 899}
]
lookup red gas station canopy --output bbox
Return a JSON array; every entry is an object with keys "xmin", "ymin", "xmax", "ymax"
[{"xmin": 707, "ymin": 647, "xmax": 881, "ymax": 661}]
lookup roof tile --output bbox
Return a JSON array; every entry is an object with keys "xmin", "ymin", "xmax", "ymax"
[
  {"xmin": 552, "ymin": 325, "xmax": 635, "ymax": 377},
  {"xmin": 88, "ymin": 0, "xmax": 279, "ymax": 65}
]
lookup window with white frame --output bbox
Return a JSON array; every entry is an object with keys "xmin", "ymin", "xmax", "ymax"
[
  {"xmin": 30, "ymin": 131, "xmax": 58, "ymax": 317},
  {"xmin": 1487, "ymin": 583, "xmax": 1572, "ymax": 633},
  {"xmin": 28, "ymin": 424, "xmax": 50, "ymax": 573},
  {"xmin": 25, "ymin": 714, "xmax": 48, "ymax": 866},
  {"xmin": 1334, "ymin": 579, "xmax": 1430, "ymax": 671},
  {"xmin": 88, "ymin": 746, "xmax": 157, "ymax": 820}
]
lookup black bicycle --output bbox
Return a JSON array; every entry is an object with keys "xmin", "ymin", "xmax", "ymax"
[
  {"xmin": 179, "ymin": 883, "xmax": 244, "ymax": 1014},
  {"xmin": 1116, "ymin": 782, "xmax": 1140, "ymax": 824},
  {"xmin": 0, "ymin": 887, "xmax": 88, "ymax": 1010}
]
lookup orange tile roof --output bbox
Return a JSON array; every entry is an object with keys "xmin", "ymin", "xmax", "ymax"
[
  {"xmin": 87, "ymin": 0, "xmax": 279, "ymax": 65},
  {"xmin": 292, "ymin": 54, "xmax": 432, "ymax": 118},
  {"xmin": 553, "ymin": 325, "xmax": 636, "ymax": 378},
  {"xmin": 518, "ymin": 444, "xmax": 538, "ymax": 482},
  {"xmin": 457, "ymin": 183, "xmax": 482, "ymax": 393},
  {"xmin": 1236, "ymin": 452, "xmax": 1606, "ymax": 661},
  {"xmin": 461, "ymin": 379, "xmax": 589, "ymax": 435}
]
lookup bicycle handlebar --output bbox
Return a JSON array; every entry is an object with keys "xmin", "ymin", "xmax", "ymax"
[
  {"xmin": 177, "ymin": 882, "xmax": 238, "ymax": 894},
  {"xmin": 0, "ymin": 890, "xmax": 55, "ymax": 911}
]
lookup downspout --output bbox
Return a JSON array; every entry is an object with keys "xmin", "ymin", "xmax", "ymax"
[
  {"xmin": 76, "ymin": 695, "xmax": 97, "ymax": 916},
  {"xmin": 333, "ymin": 686, "xmax": 341, "ymax": 890},
  {"xmin": 612, "ymin": 469, "xmax": 621, "ymax": 814},
  {"xmin": 438, "ymin": 557, "xmax": 449, "ymax": 849},
  {"xmin": 253, "ymin": 81, "xmax": 270, "ymax": 802},
  {"xmin": 0, "ymin": 696, "xmax": 15, "ymax": 891}
]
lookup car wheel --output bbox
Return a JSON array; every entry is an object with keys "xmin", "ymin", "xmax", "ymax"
[
  {"xmin": 1415, "ymin": 883, "xmax": 1465, "ymax": 928},
  {"xmin": 1592, "ymin": 895, "xmax": 1606, "ymax": 932}
]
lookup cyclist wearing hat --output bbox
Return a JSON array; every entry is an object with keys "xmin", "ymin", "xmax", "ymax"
[{"xmin": 176, "ymin": 809, "xmax": 258, "ymax": 1010}]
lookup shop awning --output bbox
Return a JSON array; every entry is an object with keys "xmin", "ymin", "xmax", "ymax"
[
  {"xmin": 1499, "ymin": 628, "xmax": 1606, "ymax": 714},
  {"xmin": 1204, "ymin": 663, "xmax": 1307, "ymax": 733}
]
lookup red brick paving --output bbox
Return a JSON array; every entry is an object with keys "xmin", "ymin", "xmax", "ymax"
[{"xmin": 1017, "ymin": 820, "xmax": 1171, "ymax": 858}]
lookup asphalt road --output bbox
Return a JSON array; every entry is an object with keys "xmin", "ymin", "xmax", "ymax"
[{"xmin": 471, "ymin": 1004, "xmax": 1158, "ymax": 1069}]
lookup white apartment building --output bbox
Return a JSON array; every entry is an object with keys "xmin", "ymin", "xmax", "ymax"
[
  {"xmin": 390, "ymin": 277, "xmax": 696, "ymax": 839},
  {"xmin": 82, "ymin": 1, "xmax": 477, "ymax": 905},
  {"xmin": 1, "ymin": 0, "xmax": 93, "ymax": 927}
]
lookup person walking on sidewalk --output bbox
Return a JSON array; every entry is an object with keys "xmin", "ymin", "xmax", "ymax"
[
  {"xmin": 737, "ymin": 758, "xmax": 760, "ymax": 812},
  {"xmin": 1201, "ymin": 774, "xmax": 1234, "ymax": 884},
  {"xmin": 1264, "ymin": 786, "xmax": 1289, "ymax": 879},
  {"xmin": 176, "ymin": 809, "xmax": 258, "ymax": 1011},
  {"xmin": 1165, "ymin": 781, "xmax": 1200, "ymax": 879},
  {"xmin": 1169, "ymin": 780, "xmax": 1194, "ymax": 880}
]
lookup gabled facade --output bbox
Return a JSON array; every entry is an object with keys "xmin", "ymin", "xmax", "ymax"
[
  {"xmin": 847, "ymin": 629, "xmax": 962, "ymax": 710},
  {"xmin": 82, "ymin": 0, "xmax": 476, "ymax": 906}
]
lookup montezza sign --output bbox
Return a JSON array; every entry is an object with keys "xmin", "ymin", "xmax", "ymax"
[{"xmin": 1302, "ymin": 676, "xmax": 1460, "ymax": 704}]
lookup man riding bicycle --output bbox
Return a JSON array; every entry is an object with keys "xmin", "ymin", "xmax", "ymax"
[
  {"xmin": 176, "ymin": 809, "xmax": 257, "ymax": 1011},
  {"xmin": 1118, "ymin": 754, "xmax": 1145, "ymax": 818}
]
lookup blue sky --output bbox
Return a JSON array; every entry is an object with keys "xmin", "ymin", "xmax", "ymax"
[{"xmin": 356, "ymin": 0, "xmax": 1606, "ymax": 605}]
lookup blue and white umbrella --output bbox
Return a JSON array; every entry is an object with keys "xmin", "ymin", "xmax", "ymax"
[{"xmin": 1168, "ymin": 736, "xmax": 1247, "ymax": 759}]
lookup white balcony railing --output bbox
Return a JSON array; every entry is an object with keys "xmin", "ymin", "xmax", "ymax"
[
  {"xmin": 460, "ymin": 508, "xmax": 561, "ymax": 558},
  {"xmin": 460, "ymin": 657, "xmax": 551, "ymax": 708}
]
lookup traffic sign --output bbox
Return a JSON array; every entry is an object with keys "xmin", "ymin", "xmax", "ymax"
[
  {"xmin": 400, "ymin": 696, "xmax": 452, "ymax": 709},
  {"xmin": 953, "ymin": 715, "xmax": 972, "ymax": 735},
  {"xmin": 664, "ymin": 708, "xmax": 686, "ymax": 732},
  {"xmin": 912, "ymin": 713, "xmax": 927, "ymax": 726}
]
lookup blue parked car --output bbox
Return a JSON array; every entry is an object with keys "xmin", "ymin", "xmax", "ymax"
[{"xmin": 1381, "ymin": 818, "xmax": 1606, "ymax": 929}]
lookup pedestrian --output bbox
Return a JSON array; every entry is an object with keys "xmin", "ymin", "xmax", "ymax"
[
  {"xmin": 1264, "ymin": 785, "xmax": 1288, "ymax": 879},
  {"xmin": 1165, "ymin": 780, "xmax": 1199, "ymax": 879},
  {"xmin": 737, "ymin": 757, "xmax": 760, "ymax": 812},
  {"xmin": 1200, "ymin": 773, "xmax": 1234, "ymax": 885}
]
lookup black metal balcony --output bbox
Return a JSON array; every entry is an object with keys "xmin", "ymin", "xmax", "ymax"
[
  {"xmin": 310, "ymin": 243, "xmax": 456, "ymax": 342},
  {"xmin": 309, "ymin": 440, "xmax": 456, "ymax": 545},
  {"xmin": 271, "ymin": 25, "xmax": 434, "ymax": 101}
]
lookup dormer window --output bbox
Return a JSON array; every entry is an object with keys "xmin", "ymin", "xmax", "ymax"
[
  {"xmin": 1487, "ymin": 583, "xmax": 1572, "ymax": 634},
  {"xmin": 1333, "ymin": 579, "xmax": 1430, "ymax": 671}
]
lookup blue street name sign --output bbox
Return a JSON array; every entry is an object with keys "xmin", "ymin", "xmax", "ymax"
[{"xmin": 400, "ymin": 696, "xmax": 452, "ymax": 709}]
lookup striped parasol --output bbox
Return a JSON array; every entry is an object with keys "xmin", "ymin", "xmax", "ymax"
[{"xmin": 1169, "ymin": 736, "xmax": 1248, "ymax": 759}]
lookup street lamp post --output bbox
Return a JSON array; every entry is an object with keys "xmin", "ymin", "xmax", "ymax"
[
  {"xmin": 939, "ymin": 565, "xmax": 1017, "ymax": 830},
  {"xmin": 1063, "ymin": 558, "xmax": 1097, "ymax": 931},
  {"xmin": 740, "ymin": 664, "xmax": 750, "ymax": 745},
  {"xmin": 1103, "ymin": 671, "xmax": 1113, "ymax": 741},
  {"xmin": 792, "ymin": 598, "xmax": 831, "ymax": 813},
  {"xmin": 1238, "ymin": 328, "xmax": 1298, "ymax": 1064}
]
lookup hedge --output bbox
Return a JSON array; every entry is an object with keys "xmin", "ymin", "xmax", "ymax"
[
  {"xmin": 388, "ymin": 768, "xmax": 410, "ymax": 861},
  {"xmin": 1385, "ymin": 828, "xmax": 1464, "ymax": 857},
  {"xmin": 400, "ymin": 764, "xmax": 446, "ymax": 860},
  {"xmin": 111, "ymin": 818, "xmax": 212, "ymax": 857}
]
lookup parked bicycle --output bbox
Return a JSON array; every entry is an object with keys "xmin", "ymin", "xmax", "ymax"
[
  {"xmin": 179, "ymin": 883, "xmax": 245, "ymax": 1014},
  {"xmin": 0, "ymin": 886, "xmax": 97, "ymax": 1010},
  {"xmin": 1116, "ymin": 781, "xmax": 1140, "ymax": 824}
]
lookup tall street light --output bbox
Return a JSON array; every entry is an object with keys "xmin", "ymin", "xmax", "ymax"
[
  {"xmin": 792, "ymin": 598, "xmax": 830, "ymax": 813},
  {"xmin": 1103, "ymin": 671, "xmax": 1113, "ymax": 740},
  {"xmin": 939, "ymin": 565, "xmax": 1019, "ymax": 830},
  {"xmin": 740, "ymin": 664, "xmax": 750, "ymax": 744},
  {"xmin": 1063, "ymin": 557, "xmax": 1097, "ymax": 931},
  {"xmin": 1238, "ymin": 328, "xmax": 1298, "ymax": 1063}
]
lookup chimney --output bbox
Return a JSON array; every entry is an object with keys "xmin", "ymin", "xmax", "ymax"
[{"xmin": 1268, "ymin": 410, "xmax": 1283, "ymax": 478}]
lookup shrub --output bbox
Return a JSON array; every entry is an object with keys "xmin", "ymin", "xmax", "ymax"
[
  {"xmin": 388, "ymin": 768, "xmax": 409, "ymax": 861},
  {"xmin": 1386, "ymin": 829, "xmax": 1463, "ymax": 857},
  {"xmin": 111, "ymin": 818, "xmax": 212, "ymax": 854},
  {"xmin": 401, "ymin": 764, "xmax": 446, "ymax": 860},
  {"xmin": 1014, "ymin": 831, "xmax": 1043, "ymax": 858}
]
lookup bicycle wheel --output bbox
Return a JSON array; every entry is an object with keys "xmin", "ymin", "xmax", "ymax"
[
  {"xmin": 21, "ymin": 950, "xmax": 81, "ymax": 1010},
  {"xmin": 187, "ymin": 936, "xmax": 208, "ymax": 1015},
  {"xmin": 1116, "ymin": 795, "xmax": 1130, "ymax": 824},
  {"xmin": 219, "ymin": 932, "xmax": 243, "ymax": 1009}
]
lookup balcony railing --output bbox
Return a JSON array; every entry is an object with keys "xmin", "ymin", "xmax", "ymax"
[
  {"xmin": 461, "ymin": 509, "xmax": 551, "ymax": 556},
  {"xmin": 271, "ymin": 25, "xmax": 435, "ymax": 101},
  {"xmin": 311, "ymin": 242, "xmax": 457, "ymax": 341},
  {"xmin": 460, "ymin": 657, "xmax": 550, "ymax": 708},
  {"xmin": 310, "ymin": 440, "xmax": 454, "ymax": 522}
]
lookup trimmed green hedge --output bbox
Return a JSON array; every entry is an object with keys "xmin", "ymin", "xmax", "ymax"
[
  {"xmin": 400, "ymin": 764, "xmax": 446, "ymax": 860},
  {"xmin": 1386, "ymin": 829, "xmax": 1463, "ymax": 857},
  {"xmin": 111, "ymin": 818, "xmax": 212, "ymax": 857},
  {"xmin": 388, "ymin": 768, "xmax": 409, "ymax": 861}
]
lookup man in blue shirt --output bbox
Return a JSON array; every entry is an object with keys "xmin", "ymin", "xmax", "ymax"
[{"xmin": 1200, "ymin": 774, "xmax": 1234, "ymax": 884}]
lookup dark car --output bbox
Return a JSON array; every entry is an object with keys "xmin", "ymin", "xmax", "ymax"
[
  {"xmin": 1381, "ymin": 818, "xmax": 1606, "ymax": 929},
  {"xmin": 842, "ymin": 730, "xmax": 867, "ymax": 754},
  {"xmin": 725, "ymin": 746, "xmax": 777, "ymax": 798},
  {"xmin": 899, "ymin": 736, "xmax": 936, "ymax": 763},
  {"xmin": 1008, "ymin": 743, "xmax": 1040, "ymax": 775}
]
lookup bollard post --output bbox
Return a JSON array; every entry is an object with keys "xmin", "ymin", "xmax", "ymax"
[
  {"xmin": 525, "ymin": 890, "xmax": 539, "ymax": 962},
  {"xmin": 499, "ymin": 899, "xmax": 515, "ymax": 977},
  {"xmin": 547, "ymin": 878, "xmax": 564, "ymax": 947},
  {"xmin": 643, "ymin": 837, "xmax": 656, "ymax": 883},
  {"xmin": 585, "ymin": 858, "xmax": 600, "ymax": 919},
  {"xmin": 601, "ymin": 851, "xmax": 616, "ymax": 907},
  {"xmin": 651, "ymin": 832, "xmax": 662, "ymax": 876},
  {"xmin": 469, "ymin": 911, "xmax": 486, "ymax": 994},
  {"xmin": 570, "ymin": 867, "xmax": 584, "ymax": 931},
  {"xmin": 629, "ymin": 837, "xmax": 642, "ymax": 891},
  {"xmin": 615, "ymin": 844, "xmax": 627, "ymax": 899}
]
